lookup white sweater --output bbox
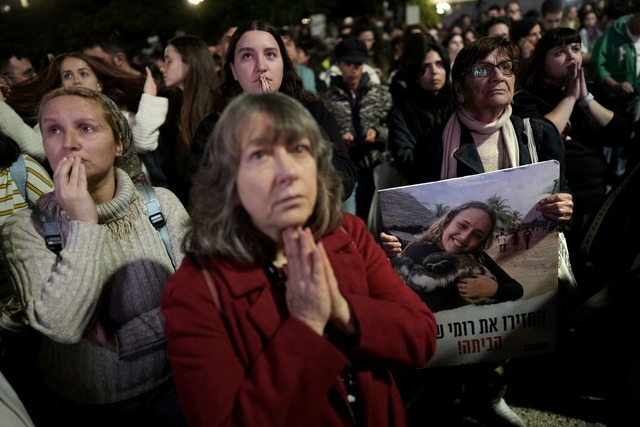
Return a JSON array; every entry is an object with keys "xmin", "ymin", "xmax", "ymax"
[{"xmin": 1, "ymin": 169, "xmax": 188, "ymax": 404}]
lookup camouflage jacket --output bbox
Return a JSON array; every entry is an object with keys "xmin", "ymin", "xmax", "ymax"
[{"xmin": 322, "ymin": 73, "xmax": 392, "ymax": 168}]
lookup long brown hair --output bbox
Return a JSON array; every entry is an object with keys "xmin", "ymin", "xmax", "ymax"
[
  {"xmin": 165, "ymin": 35, "xmax": 218, "ymax": 164},
  {"xmin": 7, "ymin": 52, "xmax": 144, "ymax": 125},
  {"xmin": 214, "ymin": 20, "xmax": 316, "ymax": 113}
]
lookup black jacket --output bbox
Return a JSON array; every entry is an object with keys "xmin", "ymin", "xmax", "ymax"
[{"xmin": 387, "ymin": 81, "xmax": 457, "ymax": 180}]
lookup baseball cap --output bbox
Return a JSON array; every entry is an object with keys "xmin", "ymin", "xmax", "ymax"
[{"xmin": 334, "ymin": 37, "xmax": 368, "ymax": 64}]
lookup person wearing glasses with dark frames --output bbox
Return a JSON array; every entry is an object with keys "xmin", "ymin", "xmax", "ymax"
[
  {"xmin": 403, "ymin": 37, "xmax": 573, "ymax": 218},
  {"xmin": 379, "ymin": 37, "xmax": 573, "ymax": 426}
]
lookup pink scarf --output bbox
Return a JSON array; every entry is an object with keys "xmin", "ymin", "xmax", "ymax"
[{"xmin": 440, "ymin": 105, "xmax": 519, "ymax": 179}]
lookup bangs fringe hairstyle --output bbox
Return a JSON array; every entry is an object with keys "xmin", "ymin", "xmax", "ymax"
[
  {"xmin": 517, "ymin": 27, "xmax": 581, "ymax": 91},
  {"xmin": 451, "ymin": 36, "xmax": 520, "ymax": 85},
  {"xmin": 185, "ymin": 92, "xmax": 343, "ymax": 265},
  {"xmin": 404, "ymin": 201, "xmax": 497, "ymax": 254}
]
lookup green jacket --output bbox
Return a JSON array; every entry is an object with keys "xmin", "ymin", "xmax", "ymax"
[{"xmin": 591, "ymin": 14, "xmax": 638, "ymax": 97}]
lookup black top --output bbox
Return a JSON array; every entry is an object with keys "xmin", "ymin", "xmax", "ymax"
[
  {"xmin": 392, "ymin": 242, "xmax": 523, "ymax": 312},
  {"xmin": 387, "ymin": 80, "xmax": 457, "ymax": 181},
  {"xmin": 512, "ymin": 86, "xmax": 629, "ymax": 215}
]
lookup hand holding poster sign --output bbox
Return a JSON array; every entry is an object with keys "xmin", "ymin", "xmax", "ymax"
[{"xmin": 380, "ymin": 161, "xmax": 560, "ymax": 367}]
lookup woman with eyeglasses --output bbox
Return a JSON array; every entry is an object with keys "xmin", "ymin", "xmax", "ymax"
[
  {"xmin": 382, "ymin": 37, "xmax": 573, "ymax": 253},
  {"xmin": 382, "ymin": 37, "xmax": 573, "ymax": 247},
  {"xmin": 408, "ymin": 37, "xmax": 572, "ymax": 207},
  {"xmin": 379, "ymin": 37, "xmax": 573, "ymax": 426}
]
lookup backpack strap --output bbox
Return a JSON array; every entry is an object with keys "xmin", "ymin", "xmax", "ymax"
[
  {"xmin": 41, "ymin": 185, "xmax": 177, "ymax": 270},
  {"xmin": 136, "ymin": 185, "xmax": 177, "ymax": 270},
  {"xmin": 523, "ymin": 118, "xmax": 539, "ymax": 163},
  {"xmin": 9, "ymin": 155, "xmax": 27, "ymax": 201},
  {"xmin": 42, "ymin": 217, "xmax": 63, "ymax": 252}
]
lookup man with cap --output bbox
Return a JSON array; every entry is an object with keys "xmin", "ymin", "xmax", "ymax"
[
  {"xmin": 321, "ymin": 37, "xmax": 392, "ymax": 227},
  {"xmin": 320, "ymin": 38, "xmax": 381, "ymax": 87}
]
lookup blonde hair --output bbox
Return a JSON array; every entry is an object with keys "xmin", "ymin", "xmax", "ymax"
[
  {"xmin": 38, "ymin": 86, "xmax": 147, "ymax": 184},
  {"xmin": 185, "ymin": 92, "xmax": 343, "ymax": 264}
]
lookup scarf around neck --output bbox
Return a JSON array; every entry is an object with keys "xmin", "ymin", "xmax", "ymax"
[{"xmin": 440, "ymin": 105, "xmax": 519, "ymax": 179}]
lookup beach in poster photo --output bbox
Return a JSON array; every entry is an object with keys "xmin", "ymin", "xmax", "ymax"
[{"xmin": 379, "ymin": 161, "xmax": 560, "ymax": 367}]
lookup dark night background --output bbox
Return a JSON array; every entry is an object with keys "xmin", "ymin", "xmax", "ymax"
[{"xmin": 0, "ymin": 0, "xmax": 409, "ymax": 56}]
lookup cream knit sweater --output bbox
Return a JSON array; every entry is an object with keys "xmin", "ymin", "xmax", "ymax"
[{"xmin": 1, "ymin": 169, "xmax": 188, "ymax": 404}]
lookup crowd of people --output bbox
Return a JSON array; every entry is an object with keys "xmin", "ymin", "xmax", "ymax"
[{"xmin": 1, "ymin": 0, "xmax": 639, "ymax": 425}]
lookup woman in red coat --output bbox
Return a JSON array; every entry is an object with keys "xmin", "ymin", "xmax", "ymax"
[{"xmin": 161, "ymin": 92, "xmax": 437, "ymax": 427}]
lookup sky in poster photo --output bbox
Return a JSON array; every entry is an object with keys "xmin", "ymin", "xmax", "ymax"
[
  {"xmin": 382, "ymin": 160, "xmax": 561, "ymax": 227},
  {"xmin": 379, "ymin": 161, "xmax": 562, "ymax": 366}
]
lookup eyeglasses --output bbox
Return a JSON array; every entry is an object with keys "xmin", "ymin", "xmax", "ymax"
[{"xmin": 463, "ymin": 60, "xmax": 519, "ymax": 78}]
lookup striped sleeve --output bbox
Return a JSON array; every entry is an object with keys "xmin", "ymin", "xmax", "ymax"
[
  {"xmin": 0, "ymin": 169, "xmax": 17, "ymax": 223},
  {"xmin": 23, "ymin": 155, "xmax": 53, "ymax": 205}
]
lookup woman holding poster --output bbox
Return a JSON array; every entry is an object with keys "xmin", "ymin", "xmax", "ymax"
[
  {"xmin": 382, "ymin": 37, "xmax": 574, "ymax": 427},
  {"xmin": 381, "ymin": 36, "xmax": 573, "ymax": 257}
]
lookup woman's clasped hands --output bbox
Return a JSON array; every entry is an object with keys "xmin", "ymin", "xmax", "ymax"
[
  {"xmin": 283, "ymin": 226, "xmax": 357, "ymax": 337},
  {"xmin": 564, "ymin": 61, "xmax": 584, "ymax": 101},
  {"xmin": 566, "ymin": 62, "xmax": 593, "ymax": 104}
]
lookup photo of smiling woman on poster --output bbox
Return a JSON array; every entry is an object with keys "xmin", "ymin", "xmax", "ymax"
[{"xmin": 392, "ymin": 201, "xmax": 523, "ymax": 313}]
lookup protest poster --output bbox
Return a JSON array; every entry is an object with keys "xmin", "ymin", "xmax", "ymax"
[{"xmin": 379, "ymin": 161, "xmax": 560, "ymax": 367}]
